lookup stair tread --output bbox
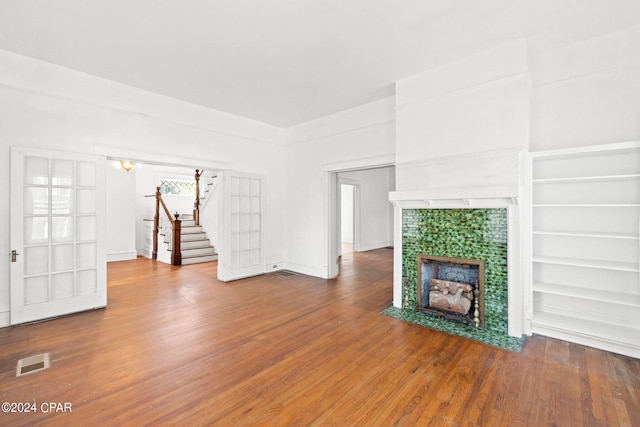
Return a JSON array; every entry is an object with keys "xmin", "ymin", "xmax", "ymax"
[
  {"xmin": 182, "ymin": 253, "xmax": 217, "ymax": 259},
  {"xmin": 168, "ymin": 246, "xmax": 215, "ymax": 251},
  {"xmin": 182, "ymin": 246, "xmax": 215, "ymax": 251}
]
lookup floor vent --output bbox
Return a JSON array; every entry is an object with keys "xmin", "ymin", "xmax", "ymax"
[
  {"xmin": 270, "ymin": 270, "xmax": 301, "ymax": 277},
  {"xmin": 16, "ymin": 353, "xmax": 50, "ymax": 377}
]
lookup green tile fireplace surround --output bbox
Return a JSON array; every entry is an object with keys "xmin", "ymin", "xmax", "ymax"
[{"xmin": 383, "ymin": 208, "xmax": 525, "ymax": 352}]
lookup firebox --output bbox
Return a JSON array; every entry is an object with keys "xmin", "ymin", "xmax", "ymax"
[{"xmin": 417, "ymin": 255, "xmax": 485, "ymax": 328}]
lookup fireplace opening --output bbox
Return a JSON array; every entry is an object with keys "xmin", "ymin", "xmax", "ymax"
[{"xmin": 417, "ymin": 255, "xmax": 485, "ymax": 328}]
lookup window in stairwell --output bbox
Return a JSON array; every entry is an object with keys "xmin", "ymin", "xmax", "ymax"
[{"xmin": 159, "ymin": 178, "xmax": 196, "ymax": 196}]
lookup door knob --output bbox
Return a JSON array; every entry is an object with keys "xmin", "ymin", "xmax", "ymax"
[{"xmin": 11, "ymin": 250, "xmax": 19, "ymax": 262}]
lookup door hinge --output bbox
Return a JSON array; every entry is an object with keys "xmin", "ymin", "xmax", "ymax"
[{"xmin": 11, "ymin": 250, "xmax": 19, "ymax": 262}]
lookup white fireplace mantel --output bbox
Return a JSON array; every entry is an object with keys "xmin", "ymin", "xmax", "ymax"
[
  {"xmin": 389, "ymin": 186, "xmax": 520, "ymax": 209},
  {"xmin": 390, "ymin": 150, "xmax": 532, "ymax": 337}
]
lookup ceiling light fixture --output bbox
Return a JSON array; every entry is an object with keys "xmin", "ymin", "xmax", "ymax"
[{"xmin": 113, "ymin": 160, "xmax": 139, "ymax": 172}]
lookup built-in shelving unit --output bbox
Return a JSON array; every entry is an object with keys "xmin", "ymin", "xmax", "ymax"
[{"xmin": 530, "ymin": 142, "xmax": 640, "ymax": 358}]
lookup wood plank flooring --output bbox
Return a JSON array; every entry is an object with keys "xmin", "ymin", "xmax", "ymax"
[{"xmin": 1, "ymin": 248, "xmax": 639, "ymax": 426}]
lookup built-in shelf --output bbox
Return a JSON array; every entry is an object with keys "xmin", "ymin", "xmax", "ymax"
[
  {"xmin": 532, "ymin": 174, "xmax": 640, "ymax": 184},
  {"xmin": 533, "ymin": 204, "xmax": 640, "ymax": 208},
  {"xmin": 533, "ymin": 282, "xmax": 640, "ymax": 306},
  {"xmin": 530, "ymin": 142, "xmax": 640, "ymax": 358},
  {"xmin": 533, "ymin": 230, "xmax": 639, "ymax": 240},
  {"xmin": 533, "ymin": 256, "xmax": 639, "ymax": 273}
]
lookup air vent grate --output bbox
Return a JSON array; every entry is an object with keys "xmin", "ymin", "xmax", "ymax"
[
  {"xmin": 16, "ymin": 353, "xmax": 50, "ymax": 377},
  {"xmin": 270, "ymin": 270, "xmax": 301, "ymax": 277}
]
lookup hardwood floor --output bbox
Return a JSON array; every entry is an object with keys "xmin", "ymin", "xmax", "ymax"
[{"xmin": 1, "ymin": 248, "xmax": 639, "ymax": 426}]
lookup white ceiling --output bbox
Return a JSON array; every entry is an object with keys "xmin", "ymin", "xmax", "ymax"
[{"xmin": 1, "ymin": 0, "xmax": 639, "ymax": 127}]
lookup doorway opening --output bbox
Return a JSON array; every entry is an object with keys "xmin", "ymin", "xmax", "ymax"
[{"xmin": 328, "ymin": 165, "xmax": 396, "ymax": 278}]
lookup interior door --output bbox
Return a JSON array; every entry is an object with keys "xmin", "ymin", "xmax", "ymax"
[
  {"xmin": 218, "ymin": 171, "xmax": 265, "ymax": 281},
  {"xmin": 10, "ymin": 146, "xmax": 107, "ymax": 324}
]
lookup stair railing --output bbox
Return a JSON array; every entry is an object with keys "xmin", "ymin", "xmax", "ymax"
[
  {"xmin": 194, "ymin": 169, "xmax": 201, "ymax": 226},
  {"xmin": 197, "ymin": 169, "xmax": 219, "ymax": 210},
  {"xmin": 153, "ymin": 186, "xmax": 182, "ymax": 266}
]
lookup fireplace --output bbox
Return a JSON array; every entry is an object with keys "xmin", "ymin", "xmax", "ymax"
[
  {"xmin": 384, "ymin": 206, "xmax": 527, "ymax": 350},
  {"xmin": 417, "ymin": 255, "xmax": 485, "ymax": 328},
  {"xmin": 386, "ymin": 149, "xmax": 529, "ymax": 350}
]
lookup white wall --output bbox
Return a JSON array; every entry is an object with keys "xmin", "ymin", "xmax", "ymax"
[
  {"xmin": 0, "ymin": 50, "xmax": 286, "ymax": 326},
  {"xmin": 339, "ymin": 167, "xmax": 395, "ymax": 251},
  {"xmin": 395, "ymin": 39, "xmax": 530, "ymax": 190},
  {"xmin": 530, "ymin": 25, "xmax": 640, "ymax": 150},
  {"xmin": 284, "ymin": 97, "xmax": 395, "ymax": 277},
  {"xmin": 340, "ymin": 184, "xmax": 354, "ymax": 244},
  {"xmin": 106, "ymin": 165, "xmax": 137, "ymax": 261}
]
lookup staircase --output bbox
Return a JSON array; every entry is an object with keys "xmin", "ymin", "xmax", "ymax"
[
  {"xmin": 144, "ymin": 169, "xmax": 220, "ymax": 266},
  {"xmin": 172, "ymin": 218, "xmax": 218, "ymax": 265},
  {"xmin": 144, "ymin": 215, "xmax": 217, "ymax": 265}
]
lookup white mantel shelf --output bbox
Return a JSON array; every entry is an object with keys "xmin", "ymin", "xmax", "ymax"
[{"xmin": 389, "ymin": 185, "xmax": 521, "ymax": 208}]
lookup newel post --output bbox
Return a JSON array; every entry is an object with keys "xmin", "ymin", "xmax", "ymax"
[
  {"xmin": 194, "ymin": 169, "xmax": 201, "ymax": 226},
  {"xmin": 171, "ymin": 212, "xmax": 182, "ymax": 266},
  {"xmin": 152, "ymin": 186, "xmax": 160, "ymax": 260}
]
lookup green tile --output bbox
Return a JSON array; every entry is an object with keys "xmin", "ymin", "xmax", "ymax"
[
  {"xmin": 397, "ymin": 208, "xmax": 523, "ymax": 351},
  {"xmin": 381, "ymin": 306, "xmax": 524, "ymax": 352}
]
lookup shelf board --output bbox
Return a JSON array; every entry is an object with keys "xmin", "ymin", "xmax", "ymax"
[
  {"xmin": 532, "ymin": 204, "xmax": 640, "ymax": 208},
  {"xmin": 530, "ymin": 141, "xmax": 640, "ymax": 158},
  {"xmin": 533, "ymin": 256, "xmax": 640, "ymax": 272},
  {"xmin": 533, "ymin": 174, "xmax": 640, "ymax": 184},
  {"xmin": 533, "ymin": 282, "xmax": 640, "ymax": 306},
  {"xmin": 533, "ymin": 230, "xmax": 639, "ymax": 240}
]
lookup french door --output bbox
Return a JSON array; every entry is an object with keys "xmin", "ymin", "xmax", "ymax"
[
  {"xmin": 10, "ymin": 147, "xmax": 107, "ymax": 324},
  {"xmin": 218, "ymin": 171, "xmax": 265, "ymax": 281}
]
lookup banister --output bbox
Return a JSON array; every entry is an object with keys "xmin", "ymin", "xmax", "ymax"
[
  {"xmin": 172, "ymin": 212, "xmax": 182, "ymax": 266},
  {"xmin": 194, "ymin": 169, "xmax": 201, "ymax": 226},
  {"xmin": 152, "ymin": 187, "xmax": 160, "ymax": 261},
  {"xmin": 152, "ymin": 186, "xmax": 182, "ymax": 266},
  {"xmin": 158, "ymin": 194, "xmax": 173, "ymax": 221}
]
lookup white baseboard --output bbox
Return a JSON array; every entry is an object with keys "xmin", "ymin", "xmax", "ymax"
[
  {"xmin": 357, "ymin": 240, "xmax": 393, "ymax": 252},
  {"xmin": 532, "ymin": 323, "xmax": 640, "ymax": 359},
  {"xmin": 137, "ymin": 248, "xmax": 148, "ymax": 257},
  {"xmin": 283, "ymin": 262, "xmax": 328, "ymax": 279},
  {"xmin": 107, "ymin": 251, "xmax": 138, "ymax": 262},
  {"xmin": 0, "ymin": 309, "xmax": 10, "ymax": 328}
]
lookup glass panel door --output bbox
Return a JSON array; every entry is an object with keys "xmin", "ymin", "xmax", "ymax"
[
  {"xmin": 218, "ymin": 172, "xmax": 265, "ymax": 281},
  {"xmin": 10, "ymin": 147, "xmax": 106, "ymax": 324}
]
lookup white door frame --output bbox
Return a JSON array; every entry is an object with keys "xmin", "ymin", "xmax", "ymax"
[{"xmin": 323, "ymin": 156, "xmax": 395, "ymax": 278}]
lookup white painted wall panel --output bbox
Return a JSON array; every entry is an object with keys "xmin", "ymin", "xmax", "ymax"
[
  {"xmin": 284, "ymin": 98, "xmax": 395, "ymax": 276},
  {"xmin": 530, "ymin": 25, "xmax": 640, "ymax": 150},
  {"xmin": 396, "ymin": 75, "xmax": 530, "ymax": 165}
]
